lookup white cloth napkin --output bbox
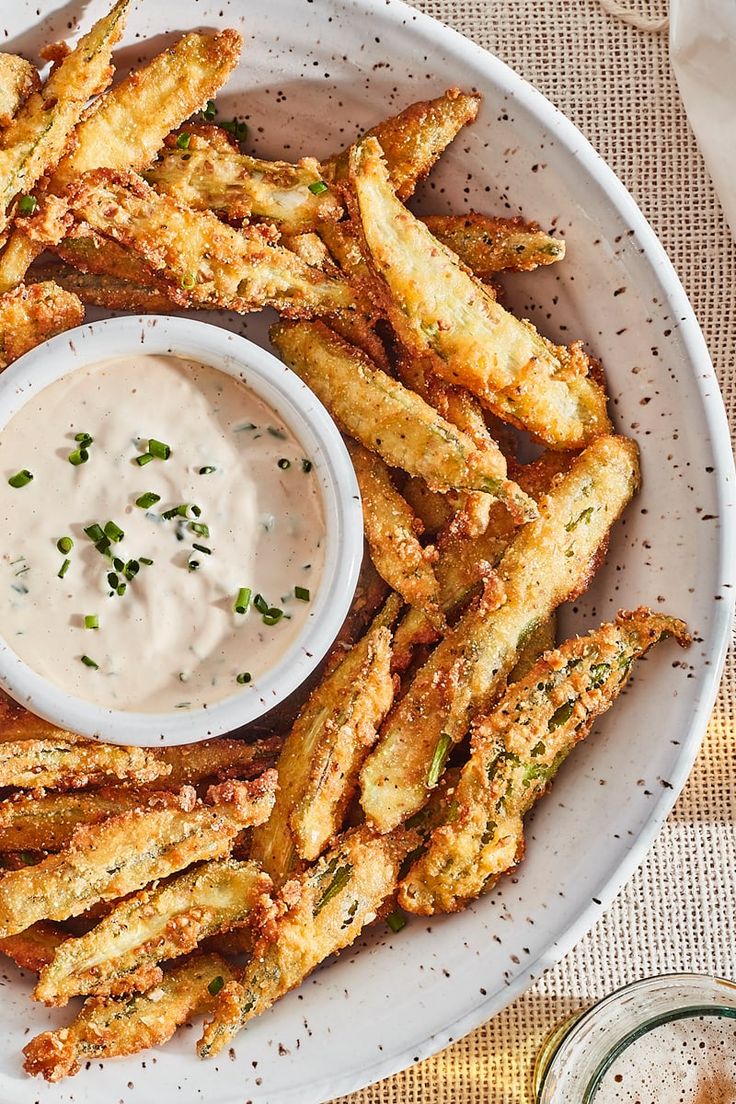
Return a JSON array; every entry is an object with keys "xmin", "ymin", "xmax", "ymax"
[{"xmin": 669, "ymin": 0, "xmax": 736, "ymax": 240}]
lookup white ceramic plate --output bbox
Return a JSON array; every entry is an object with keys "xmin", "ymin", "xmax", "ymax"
[{"xmin": 1, "ymin": 2, "xmax": 734, "ymax": 1102}]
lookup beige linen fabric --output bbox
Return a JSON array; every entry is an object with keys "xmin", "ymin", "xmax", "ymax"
[{"xmin": 336, "ymin": 1, "xmax": 736, "ymax": 1101}]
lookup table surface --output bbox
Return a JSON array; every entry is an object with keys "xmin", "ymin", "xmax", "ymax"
[{"xmin": 335, "ymin": 1, "xmax": 736, "ymax": 1101}]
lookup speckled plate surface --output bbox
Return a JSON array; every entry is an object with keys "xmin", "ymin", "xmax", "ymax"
[{"xmin": 1, "ymin": 2, "xmax": 734, "ymax": 1102}]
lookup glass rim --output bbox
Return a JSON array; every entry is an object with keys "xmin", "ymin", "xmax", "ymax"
[{"xmin": 535, "ymin": 972, "xmax": 736, "ymax": 1102}]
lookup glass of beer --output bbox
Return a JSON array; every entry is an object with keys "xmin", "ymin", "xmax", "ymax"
[{"xmin": 533, "ymin": 974, "xmax": 736, "ymax": 1103}]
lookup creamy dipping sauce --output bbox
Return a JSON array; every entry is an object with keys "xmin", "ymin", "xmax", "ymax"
[{"xmin": 0, "ymin": 355, "xmax": 326, "ymax": 712}]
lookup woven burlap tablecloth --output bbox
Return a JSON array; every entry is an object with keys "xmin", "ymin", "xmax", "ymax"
[{"xmin": 335, "ymin": 2, "xmax": 736, "ymax": 1101}]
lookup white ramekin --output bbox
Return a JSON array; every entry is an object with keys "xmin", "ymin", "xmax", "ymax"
[{"xmin": 0, "ymin": 315, "xmax": 364, "ymax": 746}]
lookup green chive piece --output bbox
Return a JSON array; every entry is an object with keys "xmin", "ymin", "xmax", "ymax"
[
  {"xmin": 161, "ymin": 507, "xmax": 179, "ymax": 520},
  {"xmin": 116, "ymin": 582, "xmax": 127, "ymax": 596},
  {"xmin": 84, "ymin": 524, "xmax": 105, "ymax": 543},
  {"xmin": 277, "ymin": 458, "xmax": 291, "ymax": 470},
  {"xmin": 139, "ymin": 557, "xmax": 154, "ymax": 566},
  {"xmin": 308, "ymin": 180, "xmax": 328, "ymax": 195},
  {"xmin": 427, "ymin": 732, "xmax": 453, "ymax": 787},
  {"xmin": 221, "ymin": 117, "xmax": 248, "ymax": 141},
  {"xmin": 313, "ymin": 863, "xmax": 352, "ymax": 915},
  {"xmin": 294, "ymin": 586, "xmax": 310, "ymax": 602},
  {"xmin": 267, "ymin": 426, "xmax": 287, "ymax": 440},
  {"xmin": 84, "ymin": 614, "xmax": 99, "ymax": 630},
  {"xmin": 80, "ymin": 655, "xmax": 99, "ymax": 669},
  {"xmin": 188, "ymin": 559, "xmax": 200, "ymax": 571},
  {"xmin": 189, "ymin": 522, "xmax": 209, "ymax": 538},
  {"xmin": 95, "ymin": 537, "xmax": 112, "ymax": 558},
  {"xmin": 262, "ymin": 606, "xmax": 284, "ymax": 626},
  {"xmin": 113, "ymin": 557, "xmax": 124, "ymax": 572},
  {"xmin": 136, "ymin": 452, "xmax": 154, "ymax": 466},
  {"xmin": 192, "ymin": 543, "xmax": 211, "ymax": 555},
  {"xmin": 386, "ymin": 910, "xmax": 408, "ymax": 933},
  {"xmin": 199, "ymin": 466, "xmax": 216, "ymax": 475},
  {"xmin": 74, "ymin": 432, "xmax": 93, "ymax": 445},
  {"xmin": 103, "ymin": 521, "xmax": 124, "ymax": 543},
  {"xmin": 68, "ymin": 448, "xmax": 89, "ymax": 466},
  {"xmin": 8, "ymin": 469, "xmax": 33, "ymax": 488},
  {"xmin": 301, "ymin": 458, "xmax": 312, "ymax": 473},
  {"xmin": 548, "ymin": 701, "xmax": 575, "ymax": 730},
  {"xmin": 148, "ymin": 439, "xmax": 171, "ymax": 460},
  {"xmin": 202, "ymin": 99, "xmax": 217, "ymax": 120},
  {"xmin": 18, "ymin": 194, "xmax": 37, "ymax": 215},
  {"xmin": 236, "ymin": 672, "xmax": 252, "ymax": 684},
  {"xmin": 58, "ymin": 558, "xmax": 71, "ymax": 579},
  {"xmin": 135, "ymin": 491, "xmax": 161, "ymax": 509},
  {"xmin": 57, "ymin": 537, "xmax": 73, "ymax": 554},
  {"xmin": 253, "ymin": 592, "xmax": 268, "ymax": 615},
  {"xmin": 208, "ymin": 975, "xmax": 224, "ymax": 996},
  {"xmin": 180, "ymin": 272, "xmax": 196, "ymax": 290},
  {"xmin": 234, "ymin": 587, "xmax": 252, "ymax": 615},
  {"xmin": 107, "ymin": 572, "xmax": 119, "ymax": 589},
  {"xmin": 123, "ymin": 560, "xmax": 140, "ymax": 580},
  {"xmin": 176, "ymin": 131, "xmax": 191, "ymax": 149}
]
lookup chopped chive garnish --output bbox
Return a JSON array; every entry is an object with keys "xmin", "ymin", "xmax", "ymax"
[
  {"xmin": 236, "ymin": 672, "xmax": 252, "ymax": 684},
  {"xmin": 192, "ymin": 543, "xmax": 211, "ymax": 555},
  {"xmin": 74, "ymin": 432, "xmax": 93, "ymax": 446},
  {"xmin": 107, "ymin": 572, "xmax": 119, "ymax": 589},
  {"xmin": 161, "ymin": 507, "xmax": 179, "ymax": 520},
  {"xmin": 136, "ymin": 452, "xmax": 154, "ymax": 466},
  {"xmin": 386, "ymin": 909, "xmax": 408, "ymax": 933},
  {"xmin": 179, "ymin": 671, "xmax": 189, "ymax": 682},
  {"xmin": 123, "ymin": 560, "xmax": 140, "ymax": 580},
  {"xmin": 18, "ymin": 194, "xmax": 37, "ymax": 215},
  {"xmin": 148, "ymin": 439, "xmax": 171, "ymax": 460},
  {"xmin": 68, "ymin": 448, "xmax": 89, "ymax": 466},
  {"xmin": 180, "ymin": 272, "xmax": 196, "ymax": 290},
  {"xmin": 191, "ymin": 504, "xmax": 202, "ymax": 518},
  {"xmin": 103, "ymin": 521, "xmax": 124, "ymax": 543},
  {"xmin": 427, "ymin": 732, "xmax": 453, "ymax": 787},
  {"xmin": 139, "ymin": 557, "xmax": 154, "ymax": 566},
  {"xmin": 135, "ymin": 491, "xmax": 161, "ymax": 509},
  {"xmin": 8, "ymin": 469, "xmax": 33, "ymax": 488},
  {"xmin": 198, "ymin": 466, "xmax": 216, "ymax": 475},
  {"xmin": 301, "ymin": 458, "xmax": 312, "ymax": 473},
  {"xmin": 277, "ymin": 458, "xmax": 291, "ymax": 470},
  {"xmin": 84, "ymin": 614, "xmax": 99, "ymax": 630},
  {"xmin": 208, "ymin": 975, "xmax": 224, "ymax": 996},
  {"xmin": 308, "ymin": 180, "xmax": 328, "ymax": 195},
  {"xmin": 234, "ymin": 587, "xmax": 252, "ymax": 615},
  {"xmin": 80, "ymin": 655, "xmax": 98, "ymax": 669},
  {"xmin": 253, "ymin": 592, "xmax": 268, "ymax": 614},
  {"xmin": 95, "ymin": 538, "xmax": 112, "ymax": 559},
  {"xmin": 58, "ymin": 558, "xmax": 71, "ymax": 579},
  {"xmin": 189, "ymin": 522, "xmax": 209, "ymax": 538},
  {"xmin": 113, "ymin": 557, "xmax": 125, "ymax": 572},
  {"xmin": 176, "ymin": 131, "xmax": 191, "ymax": 149},
  {"xmin": 267, "ymin": 426, "xmax": 287, "ymax": 440},
  {"xmin": 116, "ymin": 582, "xmax": 127, "ymax": 596},
  {"xmin": 202, "ymin": 99, "xmax": 217, "ymax": 121},
  {"xmin": 294, "ymin": 586, "xmax": 310, "ymax": 602},
  {"xmin": 84, "ymin": 524, "xmax": 105, "ymax": 543},
  {"xmin": 262, "ymin": 607, "xmax": 284, "ymax": 626},
  {"xmin": 221, "ymin": 117, "xmax": 248, "ymax": 141},
  {"xmin": 57, "ymin": 536, "xmax": 73, "ymax": 554},
  {"xmin": 188, "ymin": 559, "xmax": 200, "ymax": 571}
]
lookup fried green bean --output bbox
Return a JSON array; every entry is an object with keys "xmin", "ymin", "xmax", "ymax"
[
  {"xmin": 198, "ymin": 825, "xmax": 416, "ymax": 1057},
  {"xmin": 421, "ymin": 213, "xmax": 565, "ymax": 276},
  {"xmin": 35, "ymin": 859, "xmax": 274, "ymax": 1004},
  {"xmin": 349, "ymin": 137, "xmax": 610, "ymax": 449},
  {"xmin": 360, "ymin": 435, "xmax": 640, "ymax": 832},
  {"xmin": 399, "ymin": 609, "xmax": 689, "ymax": 913}
]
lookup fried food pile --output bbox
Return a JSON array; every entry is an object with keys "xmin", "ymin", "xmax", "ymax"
[{"xmin": 0, "ymin": 2, "xmax": 690, "ymax": 1081}]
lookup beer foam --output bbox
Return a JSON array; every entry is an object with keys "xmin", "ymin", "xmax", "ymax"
[{"xmin": 593, "ymin": 1014, "xmax": 736, "ymax": 1103}]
